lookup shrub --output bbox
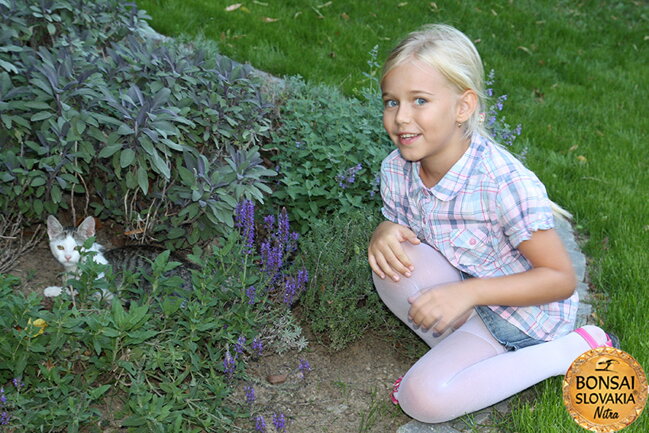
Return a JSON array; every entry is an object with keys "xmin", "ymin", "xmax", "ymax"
[
  {"xmin": 0, "ymin": 0, "xmax": 275, "ymax": 250},
  {"xmin": 264, "ymin": 76, "xmax": 392, "ymax": 232},
  {"xmin": 296, "ymin": 211, "xmax": 385, "ymax": 350}
]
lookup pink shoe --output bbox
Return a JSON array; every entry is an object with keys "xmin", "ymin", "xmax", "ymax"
[
  {"xmin": 574, "ymin": 327, "xmax": 619, "ymax": 349},
  {"xmin": 390, "ymin": 376, "xmax": 403, "ymax": 405}
]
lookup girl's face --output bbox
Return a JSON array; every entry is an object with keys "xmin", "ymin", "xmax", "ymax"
[{"xmin": 381, "ymin": 58, "xmax": 470, "ymax": 184}]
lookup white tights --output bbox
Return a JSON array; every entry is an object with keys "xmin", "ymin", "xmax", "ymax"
[{"xmin": 373, "ymin": 242, "xmax": 608, "ymax": 423}]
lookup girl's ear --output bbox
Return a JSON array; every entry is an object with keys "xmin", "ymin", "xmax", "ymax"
[{"xmin": 456, "ymin": 89, "xmax": 478, "ymax": 124}]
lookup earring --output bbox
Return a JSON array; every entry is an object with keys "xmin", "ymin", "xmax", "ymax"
[{"xmin": 456, "ymin": 121, "xmax": 463, "ymax": 128}]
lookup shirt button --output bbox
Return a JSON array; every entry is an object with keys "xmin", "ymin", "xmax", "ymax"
[{"xmin": 469, "ymin": 238, "xmax": 477, "ymax": 246}]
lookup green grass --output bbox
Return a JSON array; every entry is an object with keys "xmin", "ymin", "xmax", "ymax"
[{"xmin": 136, "ymin": 0, "xmax": 649, "ymax": 431}]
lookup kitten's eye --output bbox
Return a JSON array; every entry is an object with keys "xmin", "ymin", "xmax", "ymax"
[
  {"xmin": 57, "ymin": 245, "xmax": 64, "ymax": 250},
  {"xmin": 73, "ymin": 246, "xmax": 81, "ymax": 251}
]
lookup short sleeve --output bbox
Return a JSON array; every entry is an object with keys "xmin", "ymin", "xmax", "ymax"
[{"xmin": 496, "ymin": 174, "xmax": 554, "ymax": 248}]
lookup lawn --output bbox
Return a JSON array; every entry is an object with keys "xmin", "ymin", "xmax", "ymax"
[{"xmin": 136, "ymin": 0, "xmax": 649, "ymax": 430}]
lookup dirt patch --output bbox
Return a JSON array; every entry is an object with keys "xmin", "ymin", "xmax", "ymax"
[
  {"xmin": 8, "ymin": 233, "xmax": 415, "ymax": 432},
  {"xmin": 238, "ymin": 329, "xmax": 413, "ymax": 432}
]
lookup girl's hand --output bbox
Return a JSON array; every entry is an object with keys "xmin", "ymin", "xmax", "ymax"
[
  {"xmin": 368, "ymin": 220, "xmax": 421, "ymax": 281},
  {"xmin": 407, "ymin": 282, "xmax": 475, "ymax": 333}
]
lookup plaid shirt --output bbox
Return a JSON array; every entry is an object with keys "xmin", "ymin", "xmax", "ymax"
[{"xmin": 380, "ymin": 133, "xmax": 578, "ymax": 341}]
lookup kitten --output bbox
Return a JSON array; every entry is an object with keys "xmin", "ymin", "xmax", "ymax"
[{"xmin": 45, "ymin": 215, "xmax": 194, "ymax": 299}]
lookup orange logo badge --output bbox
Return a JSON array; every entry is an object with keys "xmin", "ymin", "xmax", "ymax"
[{"xmin": 563, "ymin": 347, "xmax": 648, "ymax": 432}]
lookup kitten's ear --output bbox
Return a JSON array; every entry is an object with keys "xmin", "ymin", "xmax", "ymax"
[
  {"xmin": 46, "ymin": 215, "xmax": 64, "ymax": 240},
  {"xmin": 77, "ymin": 216, "xmax": 96, "ymax": 241}
]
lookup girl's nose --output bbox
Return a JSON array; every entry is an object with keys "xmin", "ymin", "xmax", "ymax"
[{"xmin": 395, "ymin": 106, "xmax": 412, "ymax": 125}]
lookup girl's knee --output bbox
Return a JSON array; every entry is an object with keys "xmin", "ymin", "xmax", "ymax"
[{"xmin": 397, "ymin": 376, "xmax": 457, "ymax": 424}]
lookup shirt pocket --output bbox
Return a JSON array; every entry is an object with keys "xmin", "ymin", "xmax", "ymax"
[{"xmin": 449, "ymin": 227, "xmax": 496, "ymax": 267}]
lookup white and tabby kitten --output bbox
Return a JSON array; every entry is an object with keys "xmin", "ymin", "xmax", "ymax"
[
  {"xmin": 45, "ymin": 215, "xmax": 193, "ymax": 299},
  {"xmin": 45, "ymin": 216, "xmax": 110, "ymax": 298}
]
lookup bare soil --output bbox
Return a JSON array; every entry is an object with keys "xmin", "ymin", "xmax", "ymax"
[{"xmin": 9, "ymin": 232, "xmax": 414, "ymax": 433}]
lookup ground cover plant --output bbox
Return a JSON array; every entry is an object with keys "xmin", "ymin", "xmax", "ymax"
[
  {"xmin": 0, "ymin": 200, "xmax": 311, "ymax": 432},
  {"xmin": 135, "ymin": 1, "xmax": 649, "ymax": 432},
  {"xmin": 264, "ymin": 75, "xmax": 389, "ymax": 232}
]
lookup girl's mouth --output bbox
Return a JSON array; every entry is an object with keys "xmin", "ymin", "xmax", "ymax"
[{"xmin": 398, "ymin": 133, "xmax": 420, "ymax": 145}]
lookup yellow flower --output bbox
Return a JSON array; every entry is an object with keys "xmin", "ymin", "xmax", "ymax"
[{"xmin": 28, "ymin": 318, "xmax": 48, "ymax": 337}]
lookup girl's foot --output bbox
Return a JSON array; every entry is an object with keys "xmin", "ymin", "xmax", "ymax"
[{"xmin": 574, "ymin": 327, "xmax": 620, "ymax": 349}]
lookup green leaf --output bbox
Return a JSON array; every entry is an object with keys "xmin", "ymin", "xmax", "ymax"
[
  {"xmin": 167, "ymin": 227, "xmax": 185, "ymax": 239},
  {"xmin": 120, "ymin": 148, "xmax": 136, "ymax": 168},
  {"xmin": 99, "ymin": 143, "xmax": 123, "ymax": 158},
  {"xmin": 89, "ymin": 384, "xmax": 111, "ymax": 400},
  {"xmin": 51, "ymin": 184, "xmax": 62, "ymax": 203},
  {"xmin": 137, "ymin": 166, "xmax": 148, "ymax": 194},
  {"xmin": 150, "ymin": 150, "xmax": 171, "ymax": 179},
  {"xmin": 121, "ymin": 416, "xmax": 146, "ymax": 427},
  {"xmin": 30, "ymin": 111, "xmax": 52, "ymax": 122},
  {"xmin": 177, "ymin": 166, "xmax": 195, "ymax": 185},
  {"xmin": 0, "ymin": 59, "xmax": 18, "ymax": 74},
  {"xmin": 124, "ymin": 329, "xmax": 158, "ymax": 345},
  {"xmin": 30, "ymin": 176, "xmax": 46, "ymax": 187},
  {"xmin": 117, "ymin": 124, "xmax": 135, "ymax": 135},
  {"xmin": 161, "ymin": 298, "xmax": 183, "ymax": 317},
  {"xmin": 111, "ymin": 298, "xmax": 127, "ymax": 330}
]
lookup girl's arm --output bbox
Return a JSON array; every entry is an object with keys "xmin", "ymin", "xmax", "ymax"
[{"xmin": 408, "ymin": 228, "xmax": 577, "ymax": 332}]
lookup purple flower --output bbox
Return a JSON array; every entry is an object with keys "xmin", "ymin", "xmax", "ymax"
[
  {"xmin": 261, "ymin": 241, "xmax": 283, "ymax": 279},
  {"xmin": 223, "ymin": 350, "xmax": 236, "ymax": 378},
  {"xmin": 297, "ymin": 268, "xmax": 308, "ymax": 290},
  {"xmin": 263, "ymin": 214, "xmax": 275, "ymax": 233},
  {"xmin": 11, "ymin": 378, "xmax": 22, "ymax": 390},
  {"xmin": 246, "ymin": 286, "xmax": 257, "ymax": 304},
  {"xmin": 336, "ymin": 163, "xmax": 363, "ymax": 189},
  {"xmin": 244, "ymin": 385, "xmax": 256, "ymax": 405},
  {"xmin": 255, "ymin": 415, "xmax": 267, "ymax": 432},
  {"xmin": 234, "ymin": 335, "xmax": 246, "ymax": 355},
  {"xmin": 252, "ymin": 337, "xmax": 263, "ymax": 357},
  {"xmin": 235, "ymin": 200, "xmax": 255, "ymax": 254},
  {"xmin": 278, "ymin": 208, "xmax": 290, "ymax": 247},
  {"xmin": 283, "ymin": 277, "xmax": 296, "ymax": 305},
  {"xmin": 0, "ymin": 387, "xmax": 8, "ymax": 426},
  {"xmin": 298, "ymin": 359, "xmax": 312, "ymax": 378},
  {"xmin": 272, "ymin": 413, "xmax": 287, "ymax": 432}
]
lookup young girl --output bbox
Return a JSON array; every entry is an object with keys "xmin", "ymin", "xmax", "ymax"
[{"xmin": 367, "ymin": 23, "xmax": 616, "ymax": 423}]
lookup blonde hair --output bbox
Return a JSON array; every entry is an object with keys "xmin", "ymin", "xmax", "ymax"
[{"xmin": 382, "ymin": 24, "xmax": 487, "ymax": 138}]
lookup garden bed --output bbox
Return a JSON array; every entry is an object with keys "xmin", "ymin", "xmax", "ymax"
[{"xmin": 11, "ymin": 232, "xmax": 413, "ymax": 432}]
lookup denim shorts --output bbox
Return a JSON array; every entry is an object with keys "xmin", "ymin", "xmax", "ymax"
[{"xmin": 461, "ymin": 272, "xmax": 545, "ymax": 351}]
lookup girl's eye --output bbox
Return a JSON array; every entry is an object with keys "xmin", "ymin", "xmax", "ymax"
[
  {"xmin": 414, "ymin": 97, "xmax": 427, "ymax": 106},
  {"xmin": 384, "ymin": 99, "xmax": 398, "ymax": 108},
  {"xmin": 57, "ymin": 245, "xmax": 64, "ymax": 250}
]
